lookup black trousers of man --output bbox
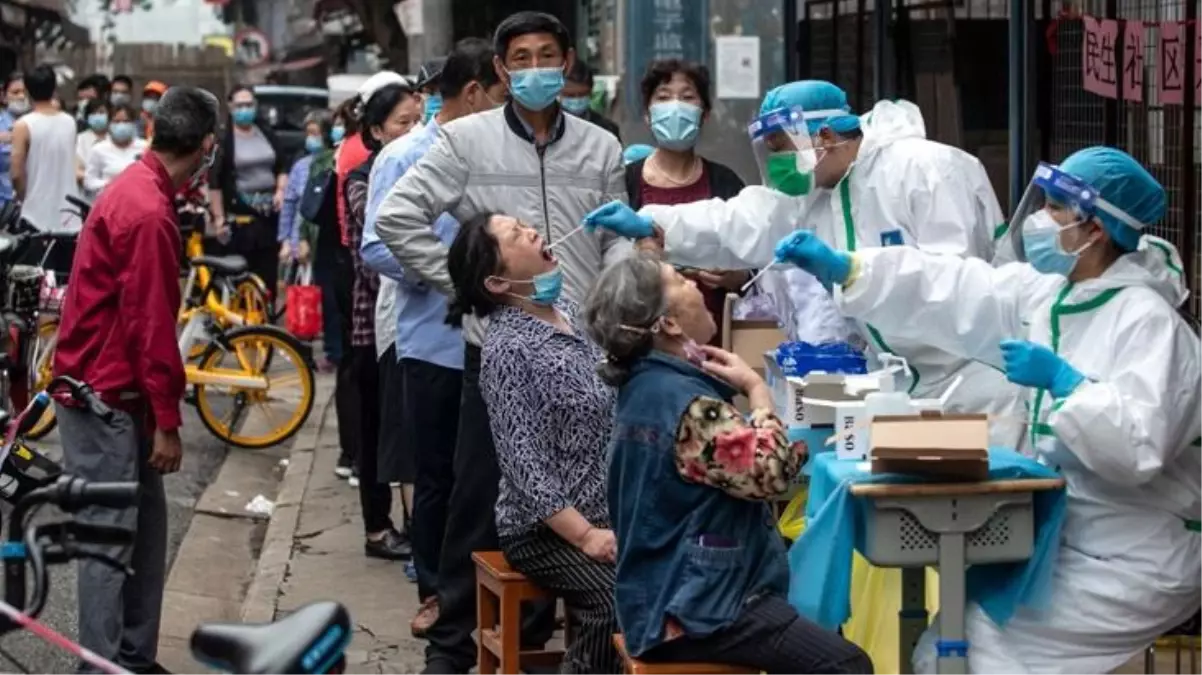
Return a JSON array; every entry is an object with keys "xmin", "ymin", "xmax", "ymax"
[{"xmin": 423, "ymin": 345, "xmax": 556, "ymax": 674}]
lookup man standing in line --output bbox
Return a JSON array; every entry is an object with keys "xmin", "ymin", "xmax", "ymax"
[
  {"xmin": 560, "ymin": 60, "xmax": 620, "ymax": 141},
  {"xmin": 374, "ymin": 11, "xmax": 630, "ymax": 674},
  {"xmin": 10, "ymin": 64, "xmax": 79, "ymax": 234},
  {"xmin": 363, "ymin": 35, "xmax": 508, "ymax": 642},
  {"xmin": 52, "ymin": 85, "xmax": 220, "ymax": 675}
]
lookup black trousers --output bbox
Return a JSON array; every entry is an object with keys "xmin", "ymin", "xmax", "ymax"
[
  {"xmin": 639, "ymin": 594, "xmax": 873, "ymax": 674},
  {"xmin": 501, "ymin": 529, "xmax": 621, "ymax": 674},
  {"xmin": 326, "ymin": 249, "xmax": 356, "ymax": 463},
  {"xmin": 350, "ymin": 345, "xmax": 393, "ymax": 534},
  {"xmin": 404, "ymin": 357, "xmax": 461, "ymax": 602},
  {"xmin": 423, "ymin": 344, "xmax": 556, "ymax": 673},
  {"xmin": 377, "ymin": 346, "xmax": 414, "ymax": 484}
]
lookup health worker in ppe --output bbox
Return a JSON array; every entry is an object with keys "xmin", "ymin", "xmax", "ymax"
[
  {"xmin": 584, "ymin": 80, "xmax": 1021, "ymax": 443},
  {"xmin": 775, "ymin": 145, "xmax": 1201, "ymax": 674}
]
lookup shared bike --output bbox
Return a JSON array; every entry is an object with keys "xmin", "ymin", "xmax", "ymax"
[{"xmin": 25, "ymin": 204, "xmax": 314, "ymax": 449}]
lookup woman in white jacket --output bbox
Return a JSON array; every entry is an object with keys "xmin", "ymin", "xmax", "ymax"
[{"xmin": 774, "ymin": 145, "xmax": 1201, "ymax": 673}]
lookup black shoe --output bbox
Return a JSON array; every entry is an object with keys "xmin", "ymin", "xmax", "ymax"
[{"xmin": 365, "ymin": 529, "xmax": 412, "ymax": 560}]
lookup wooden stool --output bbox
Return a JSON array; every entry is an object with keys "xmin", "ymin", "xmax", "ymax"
[
  {"xmin": 473, "ymin": 550, "xmax": 565, "ymax": 674},
  {"xmin": 613, "ymin": 634, "xmax": 756, "ymax": 674}
]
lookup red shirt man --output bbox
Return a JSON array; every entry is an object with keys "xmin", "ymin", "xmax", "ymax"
[{"xmin": 54, "ymin": 87, "xmax": 218, "ymax": 474}]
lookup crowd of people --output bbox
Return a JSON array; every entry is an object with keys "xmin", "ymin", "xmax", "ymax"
[{"xmin": 4, "ymin": 5, "xmax": 1194, "ymax": 675}]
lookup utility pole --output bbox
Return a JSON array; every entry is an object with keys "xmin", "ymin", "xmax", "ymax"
[{"xmin": 404, "ymin": 0, "xmax": 452, "ymax": 76}]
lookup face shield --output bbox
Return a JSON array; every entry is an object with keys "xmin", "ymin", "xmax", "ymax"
[
  {"xmin": 1009, "ymin": 162, "xmax": 1147, "ymax": 262},
  {"xmin": 748, "ymin": 106, "xmax": 817, "ymax": 197}
]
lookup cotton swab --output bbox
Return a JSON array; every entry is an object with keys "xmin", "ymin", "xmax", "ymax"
[
  {"xmin": 547, "ymin": 224, "xmax": 586, "ymax": 250},
  {"xmin": 741, "ymin": 261, "xmax": 782, "ymax": 293}
]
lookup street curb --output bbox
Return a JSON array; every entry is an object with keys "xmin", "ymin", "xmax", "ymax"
[{"xmin": 239, "ymin": 377, "xmax": 334, "ymax": 623}]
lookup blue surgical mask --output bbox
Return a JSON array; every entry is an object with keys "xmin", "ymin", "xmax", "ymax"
[
  {"xmin": 304, "ymin": 135, "xmax": 323, "ymax": 153},
  {"xmin": 649, "ymin": 101, "xmax": 702, "ymax": 151},
  {"xmin": 110, "ymin": 121, "xmax": 135, "ymax": 143},
  {"xmin": 331, "ymin": 125, "xmax": 346, "ymax": 144},
  {"xmin": 560, "ymin": 96, "xmax": 590, "ymax": 116},
  {"xmin": 1022, "ymin": 210, "xmax": 1093, "ymax": 277},
  {"xmin": 87, "ymin": 113, "xmax": 109, "ymax": 132},
  {"xmin": 423, "ymin": 94, "xmax": 442, "ymax": 123},
  {"xmin": 507, "ymin": 67, "xmax": 565, "ymax": 112},
  {"xmin": 141, "ymin": 98, "xmax": 158, "ymax": 113},
  {"xmin": 232, "ymin": 107, "xmax": 256, "ymax": 127},
  {"xmin": 496, "ymin": 266, "xmax": 564, "ymax": 306},
  {"xmin": 110, "ymin": 92, "xmax": 130, "ymax": 106}
]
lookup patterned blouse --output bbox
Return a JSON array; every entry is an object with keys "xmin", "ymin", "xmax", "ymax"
[
  {"xmin": 674, "ymin": 400, "xmax": 805, "ymax": 500},
  {"xmin": 344, "ymin": 161, "xmax": 380, "ymax": 348},
  {"xmin": 480, "ymin": 301, "xmax": 614, "ymax": 538}
]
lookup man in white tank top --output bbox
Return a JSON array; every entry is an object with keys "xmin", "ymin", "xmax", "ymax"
[{"xmin": 11, "ymin": 64, "xmax": 80, "ymax": 233}]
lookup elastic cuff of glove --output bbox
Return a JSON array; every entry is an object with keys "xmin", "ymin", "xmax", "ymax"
[
  {"xmin": 638, "ymin": 213, "xmax": 655, "ymax": 235},
  {"xmin": 1050, "ymin": 371, "xmax": 1086, "ymax": 400},
  {"xmin": 839, "ymin": 254, "xmax": 861, "ymax": 288}
]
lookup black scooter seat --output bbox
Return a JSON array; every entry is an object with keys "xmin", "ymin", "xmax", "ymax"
[{"xmin": 190, "ymin": 601, "xmax": 351, "ymax": 674}]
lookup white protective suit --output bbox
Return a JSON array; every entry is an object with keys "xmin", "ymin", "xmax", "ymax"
[
  {"xmin": 646, "ymin": 101, "xmax": 1022, "ymax": 444},
  {"xmin": 834, "ymin": 237, "xmax": 1201, "ymax": 674}
]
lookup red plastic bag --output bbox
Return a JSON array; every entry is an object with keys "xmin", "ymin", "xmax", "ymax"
[{"xmin": 285, "ymin": 265, "xmax": 322, "ymax": 341}]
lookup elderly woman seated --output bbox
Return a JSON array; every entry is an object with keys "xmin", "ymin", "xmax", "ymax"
[
  {"xmin": 446, "ymin": 211, "xmax": 621, "ymax": 674},
  {"xmin": 582, "ymin": 251, "xmax": 873, "ymax": 674}
]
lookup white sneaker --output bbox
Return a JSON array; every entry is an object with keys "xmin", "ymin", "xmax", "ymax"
[
  {"xmin": 348, "ymin": 475, "xmax": 360, "ymax": 487},
  {"xmin": 334, "ymin": 466, "xmax": 353, "ymax": 478}
]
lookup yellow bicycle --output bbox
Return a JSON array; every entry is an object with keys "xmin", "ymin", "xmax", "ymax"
[{"xmin": 32, "ymin": 251, "xmax": 314, "ymax": 449}]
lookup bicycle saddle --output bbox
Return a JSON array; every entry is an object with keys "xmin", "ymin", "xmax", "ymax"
[
  {"xmin": 191, "ymin": 600, "xmax": 350, "ymax": 674},
  {"xmin": 191, "ymin": 255, "xmax": 249, "ymax": 277},
  {"xmin": 65, "ymin": 194, "xmax": 93, "ymax": 213}
]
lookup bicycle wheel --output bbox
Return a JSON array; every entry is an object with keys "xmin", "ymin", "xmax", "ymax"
[
  {"xmin": 193, "ymin": 325, "xmax": 314, "ymax": 449},
  {"xmin": 232, "ymin": 275, "xmax": 271, "ymax": 326},
  {"xmin": 24, "ymin": 319, "xmax": 58, "ymax": 439}
]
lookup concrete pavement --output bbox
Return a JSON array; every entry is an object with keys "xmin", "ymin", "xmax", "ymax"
[{"xmin": 243, "ymin": 389, "xmax": 425, "ymax": 674}]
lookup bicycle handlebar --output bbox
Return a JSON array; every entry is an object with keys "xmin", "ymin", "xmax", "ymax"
[
  {"xmin": 2, "ymin": 475, "xmax": 139, "ymax": 625},
  {"xmin": 43, "ymin": 375, "xmax": 114, "ymax": 423}
]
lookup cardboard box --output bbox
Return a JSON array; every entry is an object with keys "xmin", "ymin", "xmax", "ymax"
[{"xmin": 870, "ymin": 411, "xmax": 990, "ymax": 481}]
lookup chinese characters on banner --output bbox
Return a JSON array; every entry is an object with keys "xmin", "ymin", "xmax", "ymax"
[
  {"xmin": 1082, "ymin": 15, "xmax": 1199, "ymax": 106},
  {"xmin": 1121, "ymin": 21, "xmax": 1143, "ymax": 102},
  {"xmin": 1082, "ymin": 15, "xmax": 1119, "ymax": 98},
  {"xmin": 1159, "ymin": 20, "xmax": 1184, "ymax": 105}
]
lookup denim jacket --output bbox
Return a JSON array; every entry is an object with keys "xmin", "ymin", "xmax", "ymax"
[{"xmin": 609, "ymin": 352, "xmax": 790, "ymax": 656}]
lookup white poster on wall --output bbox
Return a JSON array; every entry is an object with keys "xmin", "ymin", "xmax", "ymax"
[{"xmin": 714, "ymin": 35, "xmax": 760, "ymax": 99}]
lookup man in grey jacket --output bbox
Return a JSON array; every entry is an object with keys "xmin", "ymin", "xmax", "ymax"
[{"xmin": 374, "ymin": 11, "xmax": 629, "ymax": 674}]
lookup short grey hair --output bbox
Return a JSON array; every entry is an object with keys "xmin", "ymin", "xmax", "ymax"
[{"xmin": 582, "ymin": 251, "xmax": 668, "ymax": 386}]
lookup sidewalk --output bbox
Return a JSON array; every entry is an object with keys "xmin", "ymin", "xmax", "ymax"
[{"xmin": 243, "ymin": 396, "xmax": 426, "ymax": 674}]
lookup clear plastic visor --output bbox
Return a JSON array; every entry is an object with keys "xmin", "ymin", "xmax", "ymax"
[
  {"xmin": 748, "ymin": 106, "xmax": 817, "ymax": 186},
  {"xmin": 1010, "ymin": 163, "xmax": 1099, "ymax": 262}
]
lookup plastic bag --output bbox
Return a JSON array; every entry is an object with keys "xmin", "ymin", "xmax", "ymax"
[
  {"xmin": 285, "ymin": 264, "xmax": 322, "ymax": 340},
  {"xmin": 844, "ymin": 558, "xmax": 940, "ymax": 674}
]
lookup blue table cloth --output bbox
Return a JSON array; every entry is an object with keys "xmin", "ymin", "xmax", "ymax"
[{"xmin": 787, "ymin": 448, "xmax": 1067, "ymax": 631}]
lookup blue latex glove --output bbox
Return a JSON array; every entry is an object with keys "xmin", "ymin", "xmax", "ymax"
[
  {"xmin": 773, "ymin": 230, "xmax": 853, "ymax": 287},
  {"xmin": 999, "ymin": 339, "xmax": 1086, "ymax": 398},
  {"xmin": 582, "ymin": 200, "xmax": 655, "ymax": 239}
]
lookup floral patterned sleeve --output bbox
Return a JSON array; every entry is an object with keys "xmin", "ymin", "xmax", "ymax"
[{"xmin": 673, "ymin": 398, "xmax": 807, "ymax": 500}]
